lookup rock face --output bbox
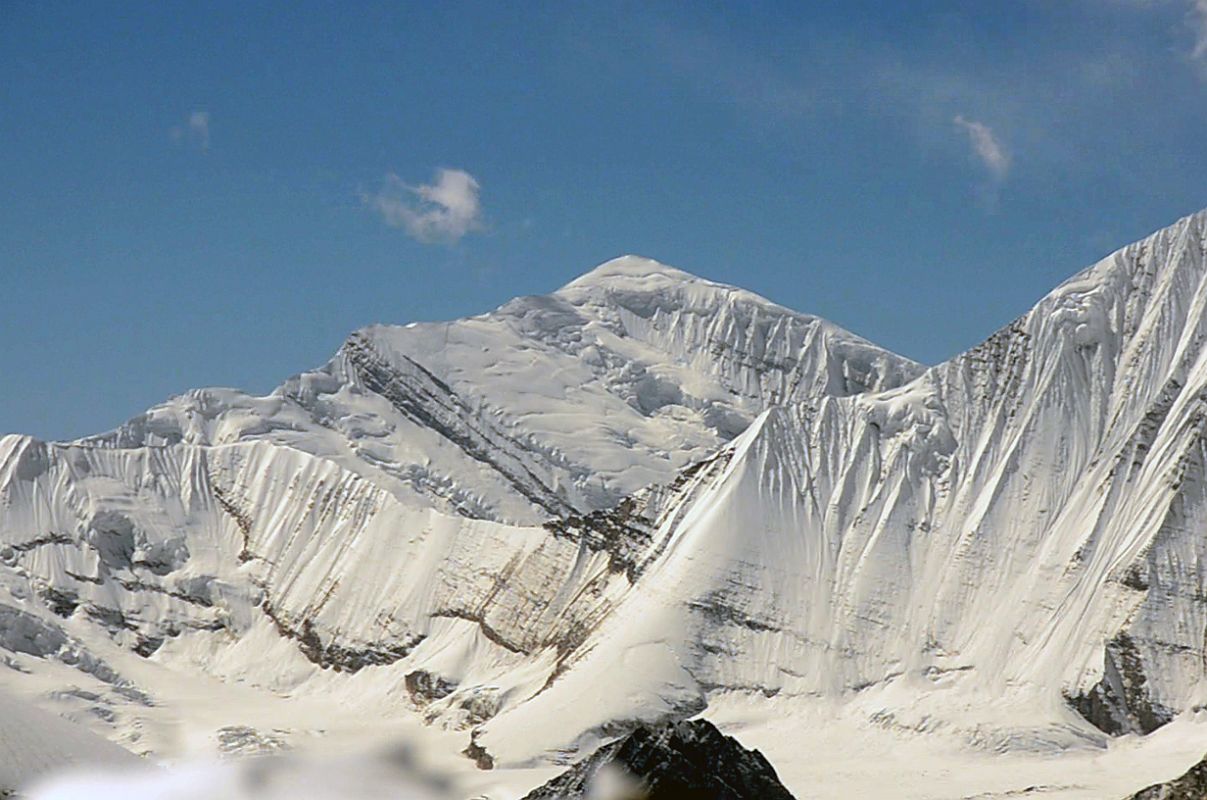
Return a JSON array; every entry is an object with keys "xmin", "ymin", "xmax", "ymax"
[
  {"xmin": 521, "ymin": 719, "xmax": 795, "ymax": 800},
  {"xmin": 1128, "ymin": 753, "xmax": 1207, "ymax": 799}
]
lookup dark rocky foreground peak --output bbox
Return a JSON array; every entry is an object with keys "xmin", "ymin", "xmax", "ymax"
[
  {"xmin": 1128, "ymin": 753, "xmax": 1207, "ymax": 799},
  {"xmin": 521, "ymin": 718, "xmax": 795, "ymax": 800}
]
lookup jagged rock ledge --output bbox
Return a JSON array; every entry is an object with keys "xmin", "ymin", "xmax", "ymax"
[
  {"xmin": 261, "ymin": 600, "xmax": 424, "ymax": 673},
  {"xmin": 521, "ymin": 718, "xmax": 795, "ymax": 800}
]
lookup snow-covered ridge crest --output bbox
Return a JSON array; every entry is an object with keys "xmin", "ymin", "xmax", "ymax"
[{"xmin": 71, "ymin": 255, "xmax": 922, "ymax": 525}]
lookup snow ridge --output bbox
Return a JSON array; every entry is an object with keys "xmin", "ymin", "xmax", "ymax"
[{"xmin": 75, "ymin": 255, "xmax": 920, "ymax": 526}]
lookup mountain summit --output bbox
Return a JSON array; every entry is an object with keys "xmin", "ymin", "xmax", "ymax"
[{"xmin": 72, "ymin": 255, "xmax": 921, "ymax": 524}]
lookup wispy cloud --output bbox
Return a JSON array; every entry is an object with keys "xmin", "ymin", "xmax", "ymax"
[
  {"xmin": 363, "ymin": 168, "xmax": 484, "ymax": 244},
  {"xmin": 170, "ymin": 111, "xmax": 210, "ymax": 151},
  {"xmin": 1191, "ymin": 0, "xmax": 1207, "ymax": 64},
  {"xmin": 953, "ymin": 115, "xmax": 1010, "ymax": 179},
  {"xmin": 1115, "ymin": 0, "xmax": 1207, "ymax": 73}
]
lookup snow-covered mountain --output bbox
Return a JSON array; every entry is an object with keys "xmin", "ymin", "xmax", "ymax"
[
  {"xmin": 481, "ymin": 207, "xmax": 1207, "ymax": 761},
  {"xmin": 5, "ymin": 213, "xmax": 1207, "ymax": 798},
  {"xmin": 78, "ymin": 257, "xmax": 919, "ymax": 525}
]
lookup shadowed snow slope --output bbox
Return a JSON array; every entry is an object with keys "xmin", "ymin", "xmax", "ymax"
[{"xmin": 5, "ymin": 218, "xmax": 1207, "ymax": 793}]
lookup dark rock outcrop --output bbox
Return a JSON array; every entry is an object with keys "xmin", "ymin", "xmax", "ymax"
[
  {"xmin": 521, "ymin": 718, "xmax": 795, "ymax": 800},
  {"xmin": 1067, "ymin": 632, "xmax": 1173, "ymax": 735},
  {"xmin": 543, "ymin": 497, "xmax": 654, "ymax": 582},
  {"xmin": 260, "ymin": 600, "xmax": 423, "ymax": 673},
  {"xmin": 405, "ymin": 669, "xmax": 457, "ymax": 705},
  {"xmin": 1127, "ymin": 752, "xmax": 1207, "ymax": 799}
]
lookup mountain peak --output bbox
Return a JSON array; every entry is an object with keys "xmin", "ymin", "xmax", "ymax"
[
  {"xmin": 560, "ymin": 255, "xmax": 704, "ymax": 292},
  {"xmin": 521, "ymin": 718, "xmax": 796, "ymax": 800},
  {"xmin": 556, "ymin": 255, "xmax": 810, "ymax": 326},
  {"xmin": 564, "ymin": 257, "xmax": 700, "ymax": 284}
]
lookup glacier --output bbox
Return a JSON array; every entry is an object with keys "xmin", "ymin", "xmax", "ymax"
[{"xmin": 5, "ymin": 214, "xmax": 1207, "ymax": 797}]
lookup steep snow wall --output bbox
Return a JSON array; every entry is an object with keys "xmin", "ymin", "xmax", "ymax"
[{"xmin": 513, "ymin": 210, "xmax": 1207, "ymax": 746}]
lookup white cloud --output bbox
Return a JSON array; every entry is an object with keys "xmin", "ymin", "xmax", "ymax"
[
  {"xmin": 170, "ymin": 110, "xmax": 210, "ymax": 151},
  {"xmin": 188, "ymin": 111, "xmax": 210, "ymax": 150},
  {"xmin": 364, "ymin": 168, "xmax": 484, "ymax": 244},
  {"xmin": 1191, "ymin": 0, "xmax": 1207, "ymax": 63},
  {"xmin": 1118, "ymin": 0, "xmax": 1207, "ymax": 72},
  {"xmin": 953, "ymin": 115, "xmax": 1010, "ymax": 179}
]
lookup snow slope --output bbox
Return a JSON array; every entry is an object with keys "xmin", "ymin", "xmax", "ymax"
[
  {"xmin": 5, "ymin": 216, "xmax": 1207, "ymax": 797},
  {"xmin": 0, "ymin": 687, "xmax": 135, "ymax": 794}
]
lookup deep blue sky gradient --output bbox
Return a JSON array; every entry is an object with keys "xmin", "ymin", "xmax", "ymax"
[{"xmin": 3, "ymin": 1, "xmax": 1207, "ymax": 438}]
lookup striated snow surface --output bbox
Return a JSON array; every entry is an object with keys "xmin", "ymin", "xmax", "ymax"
[{"xmin": 6, "ymin": 216, "xmax": 1207, "ymax": 797}]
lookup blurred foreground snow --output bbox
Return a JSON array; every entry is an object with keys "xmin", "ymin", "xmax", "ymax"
[{"xmin": 27, "ymin": 744, "xmax": 456, "ymax": 800}]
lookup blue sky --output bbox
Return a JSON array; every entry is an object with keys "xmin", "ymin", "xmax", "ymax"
[{"xmin": 3, "ymin": 1, "xmax": 1207, "ymax": 439}]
